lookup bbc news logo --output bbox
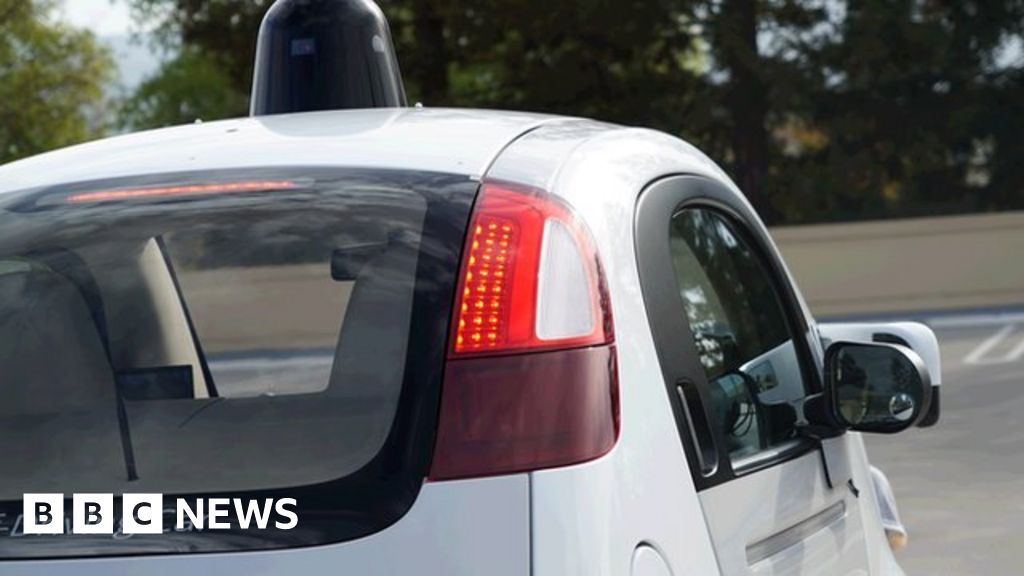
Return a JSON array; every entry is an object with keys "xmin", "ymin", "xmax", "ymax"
[{"xmin": 22, "ymin": 494, "xmax": 298, "ymax": 535}]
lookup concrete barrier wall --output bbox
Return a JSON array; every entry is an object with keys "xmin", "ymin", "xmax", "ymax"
[{"xmin": 770, "ymin": 211, "xmax": 1024, "ymax": 317}]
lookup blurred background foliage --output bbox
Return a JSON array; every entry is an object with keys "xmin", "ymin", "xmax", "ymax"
[
  {"xmin": 3, "ymin": 0, "xmax": 1024, "ymax": 225},
  {"xmin": 0, "ymin": 0, "xmax": 114, "ymax": 165}
]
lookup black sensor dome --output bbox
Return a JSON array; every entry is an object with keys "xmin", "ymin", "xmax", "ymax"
[{"xmin": 251, "ymin": 0, "xmax": 407, "ymax": 115}]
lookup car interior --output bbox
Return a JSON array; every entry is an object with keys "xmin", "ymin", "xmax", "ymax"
[{"xmin": 0, "ymin": 198, "xmax": 423, "ymax": 499}]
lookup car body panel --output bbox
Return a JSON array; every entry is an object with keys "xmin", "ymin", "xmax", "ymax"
[
  {"xmin": 0, "ymin": 475, "xmax": 530, "ymax": 576},
  {"xmin": 699, "ymin": 450, "xmax": 867, "ymax": 576},
  {"xmin": 0, "ymin": 108, "xmax": 556, "ymax": 196},
  {"xmin": 631, "ymin": 545, "xmax": 673, "ymax": 576}
]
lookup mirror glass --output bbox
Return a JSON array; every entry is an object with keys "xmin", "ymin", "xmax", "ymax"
[{"xmin": 830, "ymin": 343, "xmax": 927, "ymax": 430}]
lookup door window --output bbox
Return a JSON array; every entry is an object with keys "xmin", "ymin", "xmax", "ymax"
[{"xmin": 669, "ymin": 208, "xmax": 807, "ymax": 464}]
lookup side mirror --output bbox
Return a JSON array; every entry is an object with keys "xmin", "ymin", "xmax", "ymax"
[
  {"xmin": 817, "ymin": 321, "xmax": 941, "ymax": 428},
  {"xmin": 821, "ymin": 341, "xmax": 932, "ymax": 433}
]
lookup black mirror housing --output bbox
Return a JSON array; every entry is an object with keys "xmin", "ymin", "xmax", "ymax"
[{"xmin": 817, "ymin": 341, "xmax": 933, "ymax": 434}]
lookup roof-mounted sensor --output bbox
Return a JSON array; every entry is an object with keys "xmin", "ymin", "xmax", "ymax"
[{"xmin": 250, "ymin": 0, "xmax": 407, "ymax": 116}]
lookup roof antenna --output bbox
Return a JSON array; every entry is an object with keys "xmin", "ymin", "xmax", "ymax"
[{"xmin": 250, "ymin": 0, "xmax": 407, "ymax": 116}]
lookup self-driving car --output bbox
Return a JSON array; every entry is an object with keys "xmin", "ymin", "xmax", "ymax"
[
  {"xmin": 0, "ymin": 105, "xmax": 941, "ymax": 575},
  {"xmin": 0, "ymin": 1, "xmax": 941, "ymax": 575}
]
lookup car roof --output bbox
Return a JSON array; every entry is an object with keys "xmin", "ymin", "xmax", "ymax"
[{"xmin": 0, "ymin": 108, "xmax": 615, "ymax": 196}]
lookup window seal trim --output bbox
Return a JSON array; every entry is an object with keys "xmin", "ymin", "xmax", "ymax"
[{"xmin": 731, "ymin": 438, "xmax": 809, "ymax": 476}]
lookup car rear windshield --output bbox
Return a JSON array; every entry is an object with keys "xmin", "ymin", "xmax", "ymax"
[{"xmin": 0, "ymin": 168, "xmax": 476, "ymax": 558}]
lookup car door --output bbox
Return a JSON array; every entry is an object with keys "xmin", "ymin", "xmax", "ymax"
[{"xmin": 636, "ymin": 175, "xmax": 871, "ymax": 575}]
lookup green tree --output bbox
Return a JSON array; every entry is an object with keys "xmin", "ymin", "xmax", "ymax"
[
  {"xmin": 389, "ymin": 0, "xmax": 706, "ymax": 120},
  {"xmin": 686, "ymin": 0, "xmax": 835, "ymax": 221},
  {"xmin": 126, "ymin": 0, "xmax": 273, "ymax": 122},
  {"xmin": 781, "ymin": 0, "xmax": 1024, "ymax": 222},
  {"xmin": 0, "ymin": 0, "xmax": 115, "ymax": 164},
  {"xmin": 119, "ymin": 47, "xmax": 248, "ymax": 128}
]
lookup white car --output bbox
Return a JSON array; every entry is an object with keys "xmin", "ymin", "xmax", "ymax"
[{"xmin": 0, "ymin": 108, "xmax": 939, "ymax": 575}]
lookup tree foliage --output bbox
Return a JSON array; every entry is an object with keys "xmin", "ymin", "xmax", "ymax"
[
  {"xmin": 0, "ymin": 0, "xmax": 115, "ymax": 164},
  {"xmin": 778, "ymin": 0, "xmax": 1024, "ymax": 221},
  {"xmin": 118, "ymin": 47, "xmax": 247, "ymax": 128},
  {"xmin": 123, "ymin": 0, "xmax": 1024, "ymax": 224}
]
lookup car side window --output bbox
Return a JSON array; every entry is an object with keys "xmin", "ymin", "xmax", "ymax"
[{"xmin": 669, "ymin": 208, "xmax": 807, "ymax": 464}]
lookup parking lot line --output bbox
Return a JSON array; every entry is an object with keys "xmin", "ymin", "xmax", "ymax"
[
  {"xmin": 964, "ymin": 324, "xmax": 1017, "ymax": 365},
  {"xmin": 1007, "ymin": 335, "xmax": 1024, "ymax": 362}
]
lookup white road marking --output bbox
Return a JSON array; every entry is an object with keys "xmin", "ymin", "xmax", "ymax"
[
  {"xmin": 964, "ymin": 324, "xmax": 1019, "ymax": 365},
  {"xmin": 1007, "ymin": 336, "xmax": 1024, "ymax": 362}
]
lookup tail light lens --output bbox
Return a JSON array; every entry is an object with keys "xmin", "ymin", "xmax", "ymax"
[{"xmin": 430, "ymin": 182, "xmax": 618, "ymax": 481}]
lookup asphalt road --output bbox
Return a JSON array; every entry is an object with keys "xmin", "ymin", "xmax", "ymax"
[{"xmin": 863, "ymin": 310, "xmax": 1024, "ymax": 575}]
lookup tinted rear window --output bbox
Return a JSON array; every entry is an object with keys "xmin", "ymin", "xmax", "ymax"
[{"xmin": 0, "ymin": 168, "xmax": 475, "ymax": 557}]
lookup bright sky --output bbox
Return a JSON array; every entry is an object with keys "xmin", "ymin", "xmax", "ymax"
[
  {"xmin": 60, "ymin": 0, "xmax": 134, "ymax": 37},
  {"xmin": 59, "ymin": 0, "xmax": 161, "ymax": 90}
]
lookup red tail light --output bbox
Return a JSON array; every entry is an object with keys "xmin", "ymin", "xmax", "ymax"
[{"xmin": 430, "ymin": 182, "xmax": 618, "ymax": 481}]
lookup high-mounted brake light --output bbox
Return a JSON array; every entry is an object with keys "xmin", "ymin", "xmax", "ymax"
[
  {"xmin": 430, "ymin": 182, "xmax": 618, "ymax": 481},
  {"xmin": 66, "ymin": 180, "xmax": 299, "ymax": 203}
]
